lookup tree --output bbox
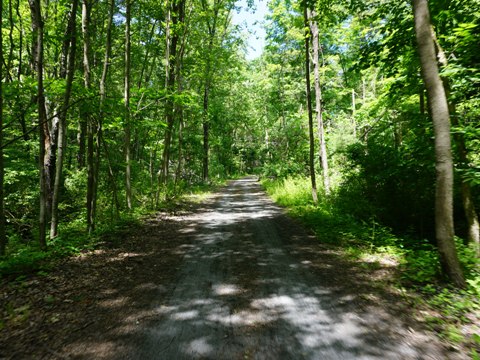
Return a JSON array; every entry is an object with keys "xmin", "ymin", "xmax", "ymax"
[
  {"xmin": 303, "ymin": 3, "xmax": 318, "ymax": 204},
  {"xmin": 160, "ymin": 0, "xmax": 186, "ymax": 187},
  {"xmin": 28, "ymin": 0, "xmax": 48, "ymax": 250},
  {"xmin": 431, "ymin": 29, "xmax": 480, "ymax": 257},
  {"xmin": 412, "ymin": 0, "xmax": 465, "ymax": 287},
  {"xmin": 50, "ymin": 0, "xmax": 79, "ymax": 238},
  {"xmin": 125, "ymin": 0, "xmax": 133, "ymax": 210},
  {"xmin": 307, "ymin": 8, "xmax": 330, "ymax": 194},
  {"xmin": 0, "ymin": 0, "xmax": 6, "ymax": 255}
]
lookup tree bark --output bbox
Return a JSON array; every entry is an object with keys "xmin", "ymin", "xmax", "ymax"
[
  {"xmin": 50, "ymin": 0, "xmax": 79, "ymax": 239},
  {"xmin": 0, "ymin": 0, "xmax": 6, "ymax": 255},
  {"xmin": 160, "ymin": 0, "xmax": 185, "ymax": 187},
  {"xmin": 76, "ymin": 0, "xmax": 89, "ymax": 170},
  {"xmin": 86, "ymin": 0, "xmax": 114, "ymax": 232},
  {"xmin": 412, "ymin": 0, "xmax": 465, "ymax": 287},
  {"xmin": 125, "ymin": 0, "xmax": 132, "ymax": 210},
  {"xmin": 203, "ymin": 88, "xmax": 210, "ymax": 182},
  {"xmin": 174, "ymin": 3, "xmax": 189, "ymax": 188},
  {"xmin": 308, "ymin": 9, "xmax": 330, "ymax": 195},
  {"xmin": 7, "ymin": 0, "xmax": 14, "ymax": 81},
  {"xmin": 431, "ymin": 31, "xmax": 480, "ymax": 257},
  {"xmin": 200, "ymin": 0, "xmax": 221, "ymax": 182},
  {"xmin": 82, "ymin": 0, "xmax": 94, "ymax": 233},
  {"xmin": 452, "ymin": 118, "xmax": 480, "ymax": 256},
  {"xmin": 15, "ymin": 0, "xmax": 29, "ymax": 141},
  {"xmin": 28, "ymin": 0, "xmax": 48, "ymax": 250},
  {"xmin": 303, "ymin": 5, "xmax": 318, "ymax": 205}
]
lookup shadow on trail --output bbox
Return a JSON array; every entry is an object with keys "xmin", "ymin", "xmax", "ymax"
[{"xmin": 60, "ymin": 177, "xmax": 450, "ymax": 360}]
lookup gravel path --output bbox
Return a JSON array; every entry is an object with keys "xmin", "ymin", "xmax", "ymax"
[
  {"xmin": 1, "ymin": 176, "xmax": 461, "ymax": 359},
  {"xmin": 125, "ymin": 177, "xmax": 453, "ymax": 359}
]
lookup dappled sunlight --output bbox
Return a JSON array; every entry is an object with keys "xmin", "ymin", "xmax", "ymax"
[
  {"xmin": 212, "ymin": 283, "xmax": 243, "ymax": 296},
  {"xmin": 98, "ymin": 296, "xmax": 129, "ymax": 309},
  {"xmin": 106, "ymin": 252, "xmax": 149, "ymax": 263},
  {"xmin": 58, "ymin": 178, "xmax": 449, "ymax": 359}
]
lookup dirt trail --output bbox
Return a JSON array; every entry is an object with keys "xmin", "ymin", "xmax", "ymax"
[
  {"xmin": 122, "ymin": 177, "xmax": 454, "ymax": 359},
  {"xmin": 0, "ymin": 177, "xmax": 464, "ymax": 359}
]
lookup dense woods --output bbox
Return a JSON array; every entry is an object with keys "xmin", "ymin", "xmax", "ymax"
[{"xmin": 0, "ymin": 0, "xmax": 479, "ymax": 350}]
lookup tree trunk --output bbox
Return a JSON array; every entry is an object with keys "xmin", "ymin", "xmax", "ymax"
[
  {"xmin": 450, "ymin": 109, "xmax": 480, "ymax": 256},
  {"xmin": 203, "ymin": 88, "xmax": 210, "ymax": 182},
  {"xmin": 160, "ymin": 0, "xmax": 184, "ymax": 187},
  {"xmin": 0, "ymin": 0, "xmax": 6, "ymax": 255},
  {"xmin": 303, "ymin": 5, "xmax": 318, "ymax": 205},
  {"xmin": 6, "ymin": 0, "xmax": 14, "ymax": 81},
  {"xmin": 82, "ymin": 0, "xmax": 94, "ymax": 233},
  {"xmin": 200, "ymin": 0, "xmax": 220, "ymax": 182},
  {"xmin": 100, "ymin": 132, "xmax": 120, "ymax": 219},
  {"xmin": 87, "ymin": 0, "xmax": 114, "ymax": 233},
  {"xmin": 308, "ymin": 9, "xmax": 330, "ymax": 195},
  {"xmin": 28, "ymin": 0, "xmax": 48, "ymax": 250},
  {"xmin": 50, "ymin": 0, "xmax": 79, "ymax": 239},
  {"xmin": 175, "ymin": 116, "xmax": 184, "ymax": 186},
  {"xmin": 15, "ymin": 0, "xmax": 29, "ymax": 141},
  {"xmin": 412, "ymin": 0, "xmax": 465, "ymax": 287},
  {"xmin": 124, "ymin": 0, "xmax": 132, "ymax": 210},
  {"xmin": 77, "ymin": 1, "xmax": 90, "ymax": 171},
  {"xmin": 352, "ymin": 89, "xmax": 356, "ymax": 138},
  {"xmin": 431, "ymin": 32, "xmax": 480, "ymax": 257}
]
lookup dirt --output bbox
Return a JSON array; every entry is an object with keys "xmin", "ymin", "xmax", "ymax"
[{"xmin": 0, "ymin": 176, "xmax": 469, "ymax": 359}]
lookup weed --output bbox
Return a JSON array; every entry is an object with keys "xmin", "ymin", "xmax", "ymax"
[{"xmin": 262, "ymin": 176, "xmax": 480, "ymax": 356}]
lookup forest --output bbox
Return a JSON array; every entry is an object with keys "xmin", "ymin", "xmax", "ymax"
[{"xmin": 0, "ymin": 0, "xmax": 480, "ymax": 357}]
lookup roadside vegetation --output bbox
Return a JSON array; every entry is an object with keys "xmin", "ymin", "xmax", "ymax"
[
  {"xmin": 0, "ymin": 0, "xmax": 479, "ymax": 357},
  {"xmin": 263, "ymin": 177, "xmax": 480, "ymax": 357},
  {"xmin": 0, "ymin": 179, "xmax": 224, "ymax": 280}
]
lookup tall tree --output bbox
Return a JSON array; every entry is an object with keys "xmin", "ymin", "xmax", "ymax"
[
  {"xmin": 124, "ymin": 0, "xmax": 133, "ymax": 210},
  {"xmin": 82, "ymin": 0, "xmax": 94, "ymax": 232},
  {"xmin": 431, "ymin": 35, "xmax": 480, "ymax": 256},
  {"xmin": 50, "ymin": 0, "xmax": 79, "ymax": 238},
  {"xmin": 28, "ymin": 0, "xmax": 48, "ymax": 249},
  {"xmin": 86, "ymin": 0, "xmax": 115, "ymax": 232},
  {"xmin": 412, "ymin": 0, "xmax": 465, "ymax": 287},
  {"xmin": 303, "ymin": 3, "xmax": 318, "ymax": 204},
  {"xmin": 0, "ymin": 0, "xmax": 6, "ymax": 255},
  {"xmin": 160, "ymin": 0, "xmax": 185, "ymax": 187},
  {"xmin": 307, "ymin": 8, "xmax": 330, "ymax": 195},
  {"xmin": 199, "ymin": 0, "xmax": 232, "ymax": 182}
]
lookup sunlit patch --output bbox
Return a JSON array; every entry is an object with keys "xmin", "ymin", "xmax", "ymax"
[
  {"xmin": 99, "ymin": 297, "xmax": 128, "ymax": 309},
  {"xmin": 101, "ymin": 288, "xmax": 118, "ymax": 296},
  {"xmin": 185, "ymin": 337, "xmax": 213, "ymax": 355},
  {"xmin": 191, "ymin": 299, "xmax": 215, "ymax": 306},
  {"xmin": 228, "ymin": 309, "xmax": 273, "ymax": 326},
  {"xmin": 252, "ymin": 295, "xmax": 296, "ymax": 309},
  {"xmin": 173, "ymin": 310, "xmax": 199, "ymax": 320},
  {"xmin": 155, "ymin": 305, "xmax": 177, "ymax": 314},
  {"xmin": 178, "ymin": 227, "xmax": 197, "ymax": 233},
  {"xmin": 212, "ymin": 283, "xmax": 242, "ymax": 296},
  {"xmin": 107, "ymin": 252, "xmax": 146, "ymax": 263},
  {"xmin": 134, "ymin": 283, "xmax": 167, "ymax": 292}
]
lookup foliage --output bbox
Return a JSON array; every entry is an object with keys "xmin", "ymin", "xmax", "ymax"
[
  {"xmin": 0, "ymin": 0, "xmax": 478, "ymax": 353},
  {"xmin": 263, "ymin": 176, "xmax": 480, "ymax": 354},
  {"xmin": 0, "ymin": 181, "xmax": 219, "ymax": 279}
]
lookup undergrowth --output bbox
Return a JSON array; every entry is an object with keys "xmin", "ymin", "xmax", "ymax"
[
  {"xmin": 0, "ymin": 179, "xmax": 224, "ymax": 280},
  {"xmin": 262, "ymin": 176, "xmax": 480, "ymax": 357}
]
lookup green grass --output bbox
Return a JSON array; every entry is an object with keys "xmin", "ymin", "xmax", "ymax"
[
  {"xmin": 262, "ymin": 176, "xmax": 480, "ymax": 355},
  {"xmin": 0, "ymin": 179, "xmax": 222, "ymax": 280}
]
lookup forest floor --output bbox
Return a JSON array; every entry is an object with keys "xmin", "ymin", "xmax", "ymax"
[{"xmin": 0, "ymin": 176, "xmax": 470, "ymax": 359}]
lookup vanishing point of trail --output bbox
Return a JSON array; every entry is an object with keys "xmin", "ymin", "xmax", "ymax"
[{"xmin": 119, "ymin": 176, "xmax": 450, "ymax": 359}]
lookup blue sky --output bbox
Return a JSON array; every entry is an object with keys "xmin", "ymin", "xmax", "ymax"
[{"xmin": 231, "ymin": 0, "xmax": 269, "ymax": 60}]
